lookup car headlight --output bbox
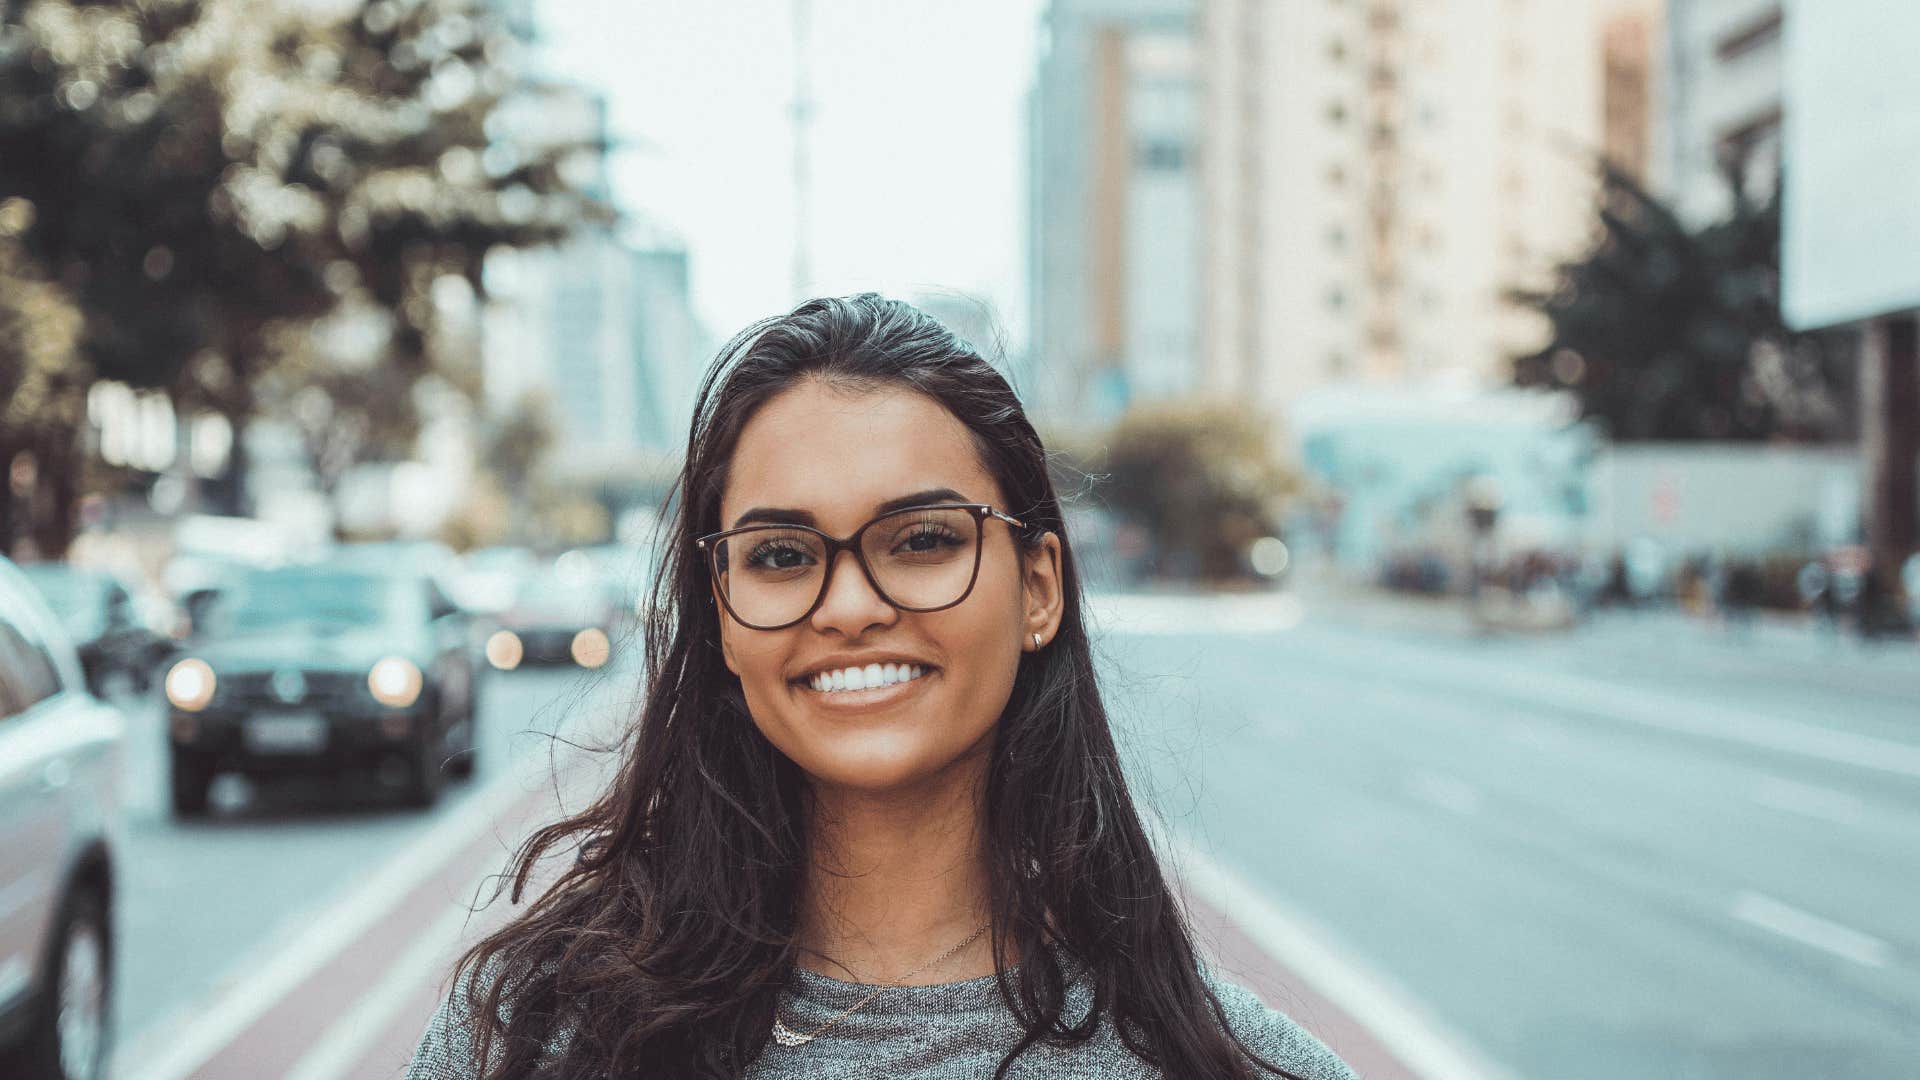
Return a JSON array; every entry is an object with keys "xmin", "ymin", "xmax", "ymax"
[
  {"xmin": 165, "ymin": 658, "xmax": 216, "ymax": 711},
  {"xmin": 570, "ymin": 627, "xmax": 610, "ymax": 668},
  {"xmin": 485, "ymin": 629, "xmax": 523, "ymax": 670},
  {"xmin": 367, "ymin": 657, "xmax": 424, "ymax": 708}
]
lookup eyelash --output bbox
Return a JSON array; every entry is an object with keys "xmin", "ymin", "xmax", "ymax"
[{"xmin": 740, "ymin": 521, "xmax": 963, "ymax": 569}]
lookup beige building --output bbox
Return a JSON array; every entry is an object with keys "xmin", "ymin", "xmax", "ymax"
[
  {"xmin": 1601, "ymin": 0, "xmax": 1661, "ymax": 184},
  {"xmin": 1199, "ymin": 0, "xmax": 1604, "ymax": 427}
]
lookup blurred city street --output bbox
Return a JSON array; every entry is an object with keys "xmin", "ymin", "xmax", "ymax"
[
  {"xmin": 1102, "ymin": 585, "xmax": 1920, "ymax": 1079},
  {"xmin": 5, "ymin": 0, "xmax": 1920, "ymax": 1077},
  {"xmin": 51, "ymin": 586, "xmax": 1917, "ymax": 1079}
]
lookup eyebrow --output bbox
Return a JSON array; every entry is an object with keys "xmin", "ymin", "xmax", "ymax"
[{"xmin": 728, "ymin": 487, "xmax": 973, "ymax": 530}]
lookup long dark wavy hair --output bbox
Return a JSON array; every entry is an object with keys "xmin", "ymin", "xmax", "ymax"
[{"xmin": 451, "ymin": 293, "xmax": 1307, "ymax": 1079}]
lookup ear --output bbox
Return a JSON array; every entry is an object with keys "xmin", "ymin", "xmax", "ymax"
[
  {"xmin": 1021, "ymin": 531, "xmax": 1065, "ymax": 651},
  {"xmin": 711, "ymin": 581, "xmax": 740, "ymax": 677}
]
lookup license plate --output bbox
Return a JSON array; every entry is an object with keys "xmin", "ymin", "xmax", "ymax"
[{"xmin": 244, "ymin": 712, "xmax": 328, "ymax": 754}]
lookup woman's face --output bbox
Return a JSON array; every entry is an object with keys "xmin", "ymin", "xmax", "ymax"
[{"xmin": 713, "ymin": 378, "xmax": 1063, "ymax": 796}]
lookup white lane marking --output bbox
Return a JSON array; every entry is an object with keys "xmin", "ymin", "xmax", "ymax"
[
  {"xmin": 1748, "ymin": 776, "xmax": 1867, "ymax": 827},
  {"xmin": 280, "ymin": 895, "xmax": 477, "ymax": 1080},
  {"xmin": 1158, "ymin": 829, "xmax": 1518, "ymax": 1080},
  {"xmin": 111, "ymin": 774, "xmax": 532, "ymax": 1080},
  {"xmin": 1729, "ymin": 891, "xmax": 1891, "ymax": 969},
  {"xmin": 1317, "ymin": 629, "xmax": 1920, "ymax": 780},
  {"xmin": 1405, "ymin": 769, "xmax": 1483, "ymax": 816}
]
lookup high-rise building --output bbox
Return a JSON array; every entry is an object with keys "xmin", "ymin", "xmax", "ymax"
[
  {"xmin": 479, "ymin": 76, "xmax": 704, "ymax": 467},
  {"xmin": 1601, "ymin": 0, "xmax": 1661, "ymax": 185},
  {"xmin": 1654, "ymin": 0, "xmax": 1781, "ymax": 228},
  {"xmin": 1028, "ymin": 0, "xmax": 1198, "ymax": 431},
  {"xmin": 1199, "ymin": 0, "xmax": 1603, "ymax": 426}
]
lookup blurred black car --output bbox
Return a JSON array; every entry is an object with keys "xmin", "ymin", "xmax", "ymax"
[
  {"xmin": 16, "ymin": 563, "xmax": 175, "ymax": 697},
  {"xmin": 484, "ymin": 565, "xmax": 618, "ymax": 672},
  {"xmin": 0, "ymin": 556, "xmax": 121, "ymax": 1080},
  {"xmin": 162, "ymin": 562, "xmax": 478, "ymax": 816}
]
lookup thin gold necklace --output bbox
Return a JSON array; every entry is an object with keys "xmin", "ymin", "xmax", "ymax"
[{"xmin": 772, "ymin": 922, "xmax": 992, "ymax": 1047}]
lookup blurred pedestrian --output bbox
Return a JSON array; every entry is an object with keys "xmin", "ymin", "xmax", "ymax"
[
  {"xmin": 404, "ymin": 296, "xmax": 1357, "ymax": 1080},
  {"xmin": 1796, "ymin": 560, "xmax": 1837, "ymax": 640},
  {"xmin": 1902, "ymin": 551, "xmax": 1920, "ymax": 636}
]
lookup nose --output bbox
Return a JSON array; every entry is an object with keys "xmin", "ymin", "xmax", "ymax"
[{"xmin": 808, "ymin": 547, "xmax": 897, "ymax": 635}]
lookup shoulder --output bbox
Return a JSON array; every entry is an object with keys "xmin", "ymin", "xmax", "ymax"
[
  {"xmin": 1199, "ymin": 968, "xmax": 1361, "ymax": 1080},
  {"xmin": 404, "ymin": 967, "xmax": 487, "ymax": 1080},
  {"xmin": 405, "ymin": 952, "xmax": 566, "ymax": 1080}
]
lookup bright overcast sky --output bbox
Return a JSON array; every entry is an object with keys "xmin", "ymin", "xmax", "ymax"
[{"xmin": 533, "ymin": 0, "xmax": 1045, "ymax": 351}]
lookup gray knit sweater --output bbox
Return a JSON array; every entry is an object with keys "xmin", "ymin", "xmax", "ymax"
[{"xmin": 404, "ymin": 945, "xmax": 1360, "ymax": 1079}]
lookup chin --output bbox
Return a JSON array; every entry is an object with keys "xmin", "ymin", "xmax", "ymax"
[{"xmin": 792, "ymin": 731, "xmax": 989, "ymax": 795}]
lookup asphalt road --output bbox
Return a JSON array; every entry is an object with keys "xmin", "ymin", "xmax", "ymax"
[
  {"xmin": 1096, "ymin": 590, "xmax": 1920, "ymax": 1080},
  {"xmin": 107, "ymin": 650, "xmax": 637, "ymax": 1061}
]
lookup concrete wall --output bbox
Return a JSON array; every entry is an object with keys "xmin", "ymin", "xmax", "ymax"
[{"xmin": 1584, "ymin": 442, "xmax": 1858, "ymax": 557}]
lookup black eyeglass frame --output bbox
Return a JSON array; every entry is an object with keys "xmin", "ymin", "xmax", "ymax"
[{"xmin": 695, "ymin": 502, "xmax": 1030, "ymax": 631}]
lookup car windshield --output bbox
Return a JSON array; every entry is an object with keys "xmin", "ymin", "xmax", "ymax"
[
  {"xmin": 206, "ymin": 568, "xmax": 415, "ymax": 634},
  {"xmin": 18, "ymin": 565, "xmax": 101, "ymax": 616},
  {"xmin": 514, "ymin": 572, "xmax": 607, "ymax": 615}
]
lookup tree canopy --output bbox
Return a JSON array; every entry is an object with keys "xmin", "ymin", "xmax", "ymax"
[{"xmin": 1510, "ymin": 159, "xmax": 1854, "ymax": 443}]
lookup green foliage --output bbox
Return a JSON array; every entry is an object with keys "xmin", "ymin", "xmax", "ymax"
[
  {"xmin": 1093, "ymin": 400, "xmax": 1297, "ymax": 583},
  {"xmin": 0, "ymin": 0, "xmax": 608, "ymax": 537},
  {"xmin": 1510, "ymin": 159, "xmax": 1853, "ymax": 442}
]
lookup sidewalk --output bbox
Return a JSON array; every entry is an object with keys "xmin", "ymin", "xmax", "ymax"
[{"xmin": 107, "ymin": 759, "xmax": 1456, "ymax": 1080}]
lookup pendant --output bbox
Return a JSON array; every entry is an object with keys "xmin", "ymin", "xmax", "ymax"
[{"xmin": 771, "ymin": 1016, "xmax": 815, "ymax": 1047}]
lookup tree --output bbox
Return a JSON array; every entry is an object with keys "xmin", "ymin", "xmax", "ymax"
[
  {"xmin": 1094, "ymin": 401, "xmax": 1297, "ymax": 584},
  {"xmin": 0, "ymin": 0, "xmax": 607, "ymax": 546},
  {"xmin": 0, "ymin": 219, "xmax": 84, "ymax": 557},
  {"xmin": 1510, "ymin": 157, "xmax": 1854, "ymax": 443}
]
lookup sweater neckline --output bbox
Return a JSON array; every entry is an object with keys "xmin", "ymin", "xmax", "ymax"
[{"xmin": 781, "ymin": 939, "xmax": 1081, "ymax": 1017}]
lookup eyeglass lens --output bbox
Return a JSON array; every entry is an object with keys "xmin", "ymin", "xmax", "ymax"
[{"xmin": 712, "ymin": 506, "xmax": 980, "ymax": 627}]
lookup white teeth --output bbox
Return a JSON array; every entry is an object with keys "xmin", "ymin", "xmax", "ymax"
[{"xmin": 805, "ymin": 663, "xmax": 930, "ymax": 694}]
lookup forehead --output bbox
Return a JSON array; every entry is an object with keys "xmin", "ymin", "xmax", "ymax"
[{"xmin": 720, "ymin": 379, "xmax": 1001, "ymax": 530}]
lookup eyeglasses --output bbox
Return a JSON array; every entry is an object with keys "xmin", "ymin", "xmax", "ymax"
[{"xmin": 696, "ymin": 503, "xmax": 1028, "ymax": 631}]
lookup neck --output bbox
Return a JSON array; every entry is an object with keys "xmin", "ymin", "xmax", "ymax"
[{"xmin": 794, "ymin": 755, "xmax": 1011, "ymax": 985}]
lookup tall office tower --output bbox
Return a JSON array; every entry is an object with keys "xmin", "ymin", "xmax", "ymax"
[
  {"xmin": 1655, "ymin": 0, "xmax": 1781, "ymax": 228},
  {"xmin": 1028, "ymin": 0, "xmax": 1198, "ymax": 431},
  {"xmin": 1601, "ymin": 0, "xmax": 1662, "ymax": 186},
  {"xmin": 1199, "ymin": 0, "xmax": 1603, "ymax": 425}
]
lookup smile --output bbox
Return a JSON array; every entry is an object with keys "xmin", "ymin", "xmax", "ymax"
[{"xmin": 791, "ymin": 663, "xmax": 936, "ymax": 709}]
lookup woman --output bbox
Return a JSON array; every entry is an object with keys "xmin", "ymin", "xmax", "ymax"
[{"xmin": 407, "ymin": 294, "xmax": 1359, "ymax": 1079}]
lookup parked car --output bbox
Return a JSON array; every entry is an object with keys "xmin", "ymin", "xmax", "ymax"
[
  {"xmin": 162, "ymin": 561, "xmax": 478, "ymax": 815},
  {"xmin": 16, "ymin": 563, "xmax": 175, "ymax": 696},
  {"xmin": 0, "ymin": 556, "xmax": 122, "ymax": 1080}
]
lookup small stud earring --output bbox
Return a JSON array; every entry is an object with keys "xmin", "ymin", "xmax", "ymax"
[{"xmin": 1032, "ymin": 633, "xmax": 1042, "ymax": 649}]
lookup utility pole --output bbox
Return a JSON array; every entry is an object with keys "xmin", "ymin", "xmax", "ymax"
[
  {"xmin": 1860, "ymin": 312, "xmax": 1919, "ymax": 627},
  {"xmin": 790, "ymin": 0, "xmax": 814, "ymax": 304}
]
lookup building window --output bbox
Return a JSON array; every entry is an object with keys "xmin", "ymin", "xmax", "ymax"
[
  {"xmin": 1326, "ymin": 162, "xmax": 1348, "ymax": 188},
  {"xmin": 1136, "ymin": 140, "xmax": 1187, "ymax": 171},
  {"xmin": 1325, "ymin": 100, "xmax": 1348, "ymax": 126},
  {"xmin": 1327, "ymin": 224, "xmax": 1348, "ymax": 251},
  {"xmin": 1326, "ymin": 285, "xmax": 1348, "ymax": 311},
  {"xmin": 1715, "ymin": 8, "xmax": 1783, "ymax": 62},
  {"xmin": 1327, "ymin": 37, "xmax": 1348, "ymax": 64}
]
